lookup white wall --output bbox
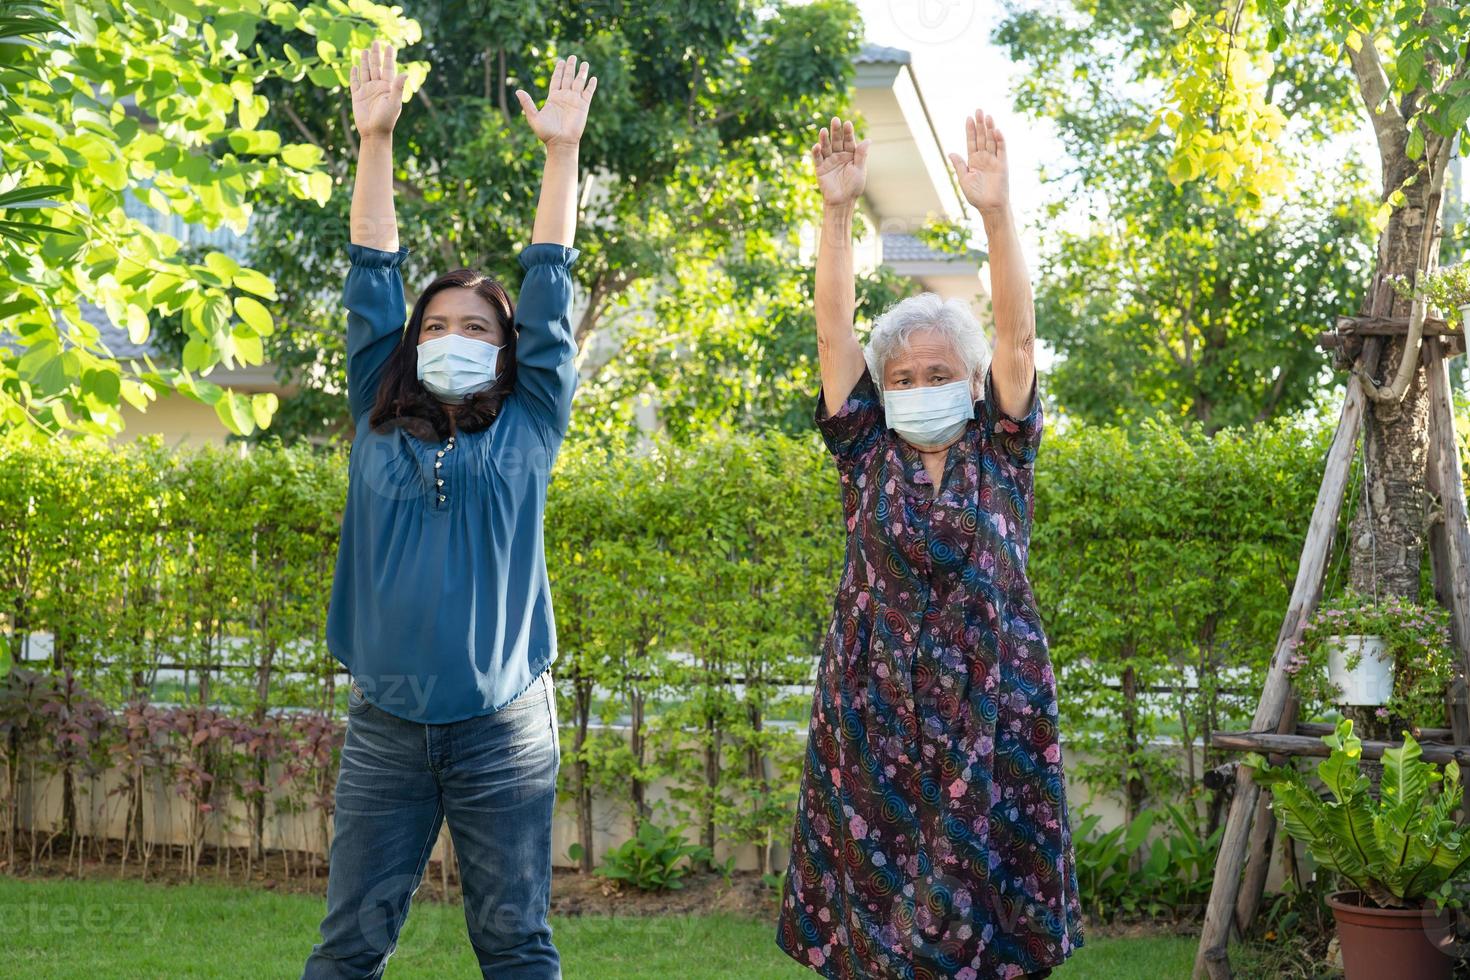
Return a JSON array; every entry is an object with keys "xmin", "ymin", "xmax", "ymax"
[{"xmin": 8, "ymin": 725, "xmax": 1297, "ymax": 894}]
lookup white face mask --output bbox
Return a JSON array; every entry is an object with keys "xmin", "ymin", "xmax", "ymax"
[
  {"xmin": 416, "ymin": 334, "xmax": 502, "ymax": 404},
  {"xmin": 882, "ymin": 378, "xmax": 975, "ymax": 449}
]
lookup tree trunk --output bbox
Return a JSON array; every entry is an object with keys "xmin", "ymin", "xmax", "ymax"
[
  {"xmin": 1345, "ymin": 150, "xmax": 1442, "ymax": 742},
  {"xmin": 1120, "ymin": 660, "xmax": 1144, "ymax": 828},
  {"xmin": 629, "ymin": 687, "xmax": 648, "ymax": 834},
  {"xmin": 573, "ymin": 674, "xmax": 594, "ymax": 873}
]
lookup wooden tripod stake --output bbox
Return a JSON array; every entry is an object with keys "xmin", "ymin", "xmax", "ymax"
[{"xmin": 1192, "ymin": 330, "xmax": 1470, "ymax": 980}]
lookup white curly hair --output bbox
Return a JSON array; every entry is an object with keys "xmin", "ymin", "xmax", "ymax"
[{"xmin": 863, "ymin": 293, "xmax": 991, "ymax": 385}]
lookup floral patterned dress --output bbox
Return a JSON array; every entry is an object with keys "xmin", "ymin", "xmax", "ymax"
[{"xmin": 776, "ymin": 364, "xmax": 1085, "ymax": 979}]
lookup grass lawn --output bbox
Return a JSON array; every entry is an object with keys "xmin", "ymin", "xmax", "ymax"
[{"xmin": 0, "ymin": 875, "xmax": 1202, "ymax": 978}]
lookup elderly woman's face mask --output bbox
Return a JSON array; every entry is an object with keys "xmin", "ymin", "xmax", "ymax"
[
  {"xmin": 883, "ymin": 381, "xmax": 974, "ymax": 448},
  {"xmin": 879, "ymin": 329, "xmax": 978, "ymax": 449}
]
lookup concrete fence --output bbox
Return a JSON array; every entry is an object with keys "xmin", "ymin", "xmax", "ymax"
[{"xmin": 8, "ymin": 723, "xmax": 1296, "ymax": 894}]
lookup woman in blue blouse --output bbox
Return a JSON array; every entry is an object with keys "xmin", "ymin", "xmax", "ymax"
[{"xmin": 303, "ymin": 41, "xmax": 595, "ymax": 979}]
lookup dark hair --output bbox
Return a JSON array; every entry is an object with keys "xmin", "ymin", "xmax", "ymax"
[{"xmin": 368, "ymin": 268, "xmax": 517, "ymax": 441}]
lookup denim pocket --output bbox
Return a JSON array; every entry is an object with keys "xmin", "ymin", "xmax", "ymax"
[
  {"xmin": 347, "ymin": 679, "xmax": 372, "ymax": 715},
  {"xmin": 545, "ymin": 670, "xmax": 560, "ymax": 764}
]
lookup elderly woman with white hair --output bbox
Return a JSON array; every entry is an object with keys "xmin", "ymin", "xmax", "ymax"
[{"xmin": 775, "ymin": 113, "xmax": 1084, "ymax": 980}]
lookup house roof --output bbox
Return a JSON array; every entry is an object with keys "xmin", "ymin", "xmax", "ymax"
[
  {"xmin": 81, "ymin": 301, "xmax": 161, "ymax": 361},
  {"xmin": 851, "ymin": 45, "xmax": 968, "ymax": 226},
  {"xmin": 2, "ymin": 301, "xmax": 283, "ymax": 392},
  {"xmin": 881, "ymin": 233, "xmax": 981, "ymax": 263},
  {"xmin": 855, "ymin": 43, "xmax": 912, "ymax": 65},
  {"xmin": 0, "ymin": 301, "xmax": 161, "ymax": 361}
]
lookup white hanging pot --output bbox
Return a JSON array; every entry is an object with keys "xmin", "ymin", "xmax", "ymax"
[{"xmin": 1325, "ymin": 634, "xmax": 1393, "ymax": 706}]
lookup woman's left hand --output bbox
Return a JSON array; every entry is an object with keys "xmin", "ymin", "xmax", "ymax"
[
  {"xmin": 516, "ymin": 55, "xmax": 598, "ymax": 149},
  {"xmin": 948, "ymin": 109, "xmax": 1010, "ymax": 217}
]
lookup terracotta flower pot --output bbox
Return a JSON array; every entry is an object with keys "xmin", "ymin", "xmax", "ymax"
[{"xmin": 1326, "ymin": 889, "xmax": 1457, "ymax": 980}]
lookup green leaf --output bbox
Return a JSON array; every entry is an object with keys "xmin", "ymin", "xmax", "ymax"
[
  {"xmin": 1380, "ymin": 733, "xmax": 1429, "ymax": 820},
  {"xmin": 228, "ymin": 330, "xmax": 260, "ymax": 364},
  {"xmin": 18, "ymin": 339, "xmax": 66, "ymax": 393},
  {"xmin": 182, "ymin": 338, "xmax": 213, "ymax": 373},
  {"xmin": 234, "ymin": 295, "xmax": 272, "ymax": 336},
  {"xmin": 251, "ymin": 391, "xmax": 278, "ymax": 429},
  {"xmin": 1397, "ymin": 49, "xmax": 1423, "ymax": 92},
  {"xmin": 279, "ymin": 143, "xmax": 323, "ymax": 170},
  {"xmin": 81, "ymin": 367, "xmax": 120, "ymax": 409},
  {"xmin": 119, "ymin": 379, "xmax": 151, "ymax": 411},
  {"xmin": 125, "ymin": 305, "xmax": 150, "ymax": 345},
  {"xmin": 1448, "ymin": 93, "xmax": 1470, "ymax": 136},
  {"xmin": 0, "ymin": 183, "xmax": 67, "ymax": 207},
  {"xmin": 214, "ymin": 391, "xmax": 255, "ymax": 435},
  {"xmin": 227, "ymin": 129, "xmax": 281, "ymax": 154},
  {"xmin": 205, "ymin": 251, "xmax": 239, "ymax": 281},
  {"xmin": 306, "ymin": 170, "xmax": 333, "ymax": 205},
  {"xmin": 1407, "ymin": 126, "xmax": 1425, "ymax": 161},
  {"xmin": 231, "ymin": 268, "xmax": 278, "ymax": 299}
]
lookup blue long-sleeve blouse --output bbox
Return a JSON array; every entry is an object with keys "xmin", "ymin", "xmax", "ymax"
[{"xmin": 325, "ymin": 241, "xmax": 580, "ymax": 723}]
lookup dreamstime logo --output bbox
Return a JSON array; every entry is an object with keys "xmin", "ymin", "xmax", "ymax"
[
  {"xmin": 901, "ymin": 870, "xmax": 1030, "ymax": 958},
  {"xmin": 352, "ymin": 872, "xmax": 454, "ymax": 963},
  {"xmin": 0, "ymin": 900, "xmax": 165, "ymax": 946},
  {"xmin": 351, "ymin": 672, "xmax": 438, "ymax": 717},
  {"xmin": 893, "ymin": 868, "xmax": 1059, "ymax": 977},
  {"xmin": 1424, "ymin": 903, "xmax": 1468, "ymax": 960},
  {"xmin": 887, "ymin": 0, "xmax": 976, "ymax": 46}
]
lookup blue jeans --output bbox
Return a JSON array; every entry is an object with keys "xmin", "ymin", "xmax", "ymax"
[{"xmin": 303, "ymin": 668, "xmax": 561, "ymax": 979}]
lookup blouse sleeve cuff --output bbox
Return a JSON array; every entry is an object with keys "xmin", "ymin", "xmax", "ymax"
[
  {"xmin": 983, "ymin": 363, "xmax": 1041, "ymax": 430},
  {"xmin": 815, "ymin": 364, "xmax": 881, "ymax": 425},
  {"xmin": 518, "ymin": 242, "xmax": 581, "ymax": 271},
  {"xmin": 347, "ymin": 243, "xmax": 410, "ymax": 268}
]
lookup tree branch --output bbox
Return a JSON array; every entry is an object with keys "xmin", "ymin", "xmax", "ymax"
[
  {"xmin": 281, "ymin": 102, "xmax": 328, "ymax": 153},
  {"xmin": 416, "ymin": 87, "xmax": 449, "ymax": 144},
  {"xmin": 1253, "ymin": 367, "xmax": 1290, "ymax": 424},
  {"xmin": 1347, "ymin": 35, "xmax": 1406, "ymax": 163},
  {"xmin": 575, "ymin": 268, "xmax": 634, "ymax": 350},
  {"xmin": 339, "ymin": 106, "xmax": 358, "ymax": 161},
  {"xmin": 1355, "ymin": 135, "xmax": 1453, "ymax": 404},
  {"xmin": 498, "ymin": 48, "xmax": 510, "ymax": 123}
]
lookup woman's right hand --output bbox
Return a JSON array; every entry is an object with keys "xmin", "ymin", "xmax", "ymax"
[
  {"xmin": 811, "ymin": 116, "xmax": 869, "ymax": 208},
  {"xmin": 350, "ymin": 41, "xmax": 408, "ymax": 139}
]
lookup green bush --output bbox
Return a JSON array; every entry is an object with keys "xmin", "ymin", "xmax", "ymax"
[
  {"xmin": 545, "ymin": 430, "xmax": 839, "ymax": 873},
  {"xmin": 6, "ymin": 405, "xmax": 1462, "ymax": 880},
  {"xmin": 1245, "ymin": 718, "xmax": 1470, "ymax": 909},
  {"xmin": 1031, "ymin": 414, "xmax": 1335, "ymax": 816},
  {"xmin": 590, "ymin": 821, "xmax": 714, "ymax": 892},
  {"xmin": 1072, "ymin": 801, "xmax": 1224, "ymax": 920}
]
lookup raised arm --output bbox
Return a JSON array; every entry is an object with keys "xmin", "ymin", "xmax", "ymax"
[
  {"xmin": 343, "ymin": 41, "xmax": 411, "ymax": 422},
  {"xmin": 515, "ymin": 55, "xmax": 597, "ymax": 247},
  {"xmin": 507, "ymin": 56, "xmax": 598, "ymax": 438},
  {"xmin": 349, "ymin": 41, "xmax": 406, "ymax": 251},
  {"xmin": 811, "ymin": 117, "xmax": 871, "ymax": 418},
  {"xmin": 949, "ymin": 109, "xmax": 1036, "ymax": 419}
]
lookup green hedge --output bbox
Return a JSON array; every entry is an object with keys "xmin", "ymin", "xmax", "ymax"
[
  {"xmin": 1031, "ymin": 416, "xmax": 1334, "ymax": 821},
  {"xmin": 2, "ymin": 407, "xmax": 1422, "ymax": 867}
]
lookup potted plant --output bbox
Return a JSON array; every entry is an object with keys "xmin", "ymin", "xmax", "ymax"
[
  {"xmin": 1388, "ymin": 264, "xmax": 1470, "ymax": 329},
  {"xmin": 1285, "ymin": 590, "xmax": 1456, "ymax": 731},
  {"xmin": 1244, "ymin": 720, "xmax": 1469, "ymax": 979}
]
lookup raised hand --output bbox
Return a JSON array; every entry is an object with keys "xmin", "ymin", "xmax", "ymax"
[
  {"xmin": 948, "ymin": 109, "xmax": 1010, "ymax": 216},
  {"xmin": 811, "ymin": 117, "xmax": 869, "ymax": 207},
  {"xmin": 350, "ymin": 41, "xmax": 408, "ymax": 139},
  {"xmin": 516, "ymin": 56, "xmax": 598, "ymax": 148}
]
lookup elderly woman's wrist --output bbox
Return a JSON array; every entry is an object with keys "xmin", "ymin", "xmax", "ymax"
[{"xmin": 980, "ymin": 203, "xmax": 1016, "ymax": 233}]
